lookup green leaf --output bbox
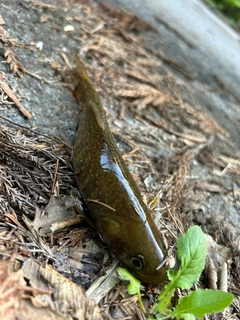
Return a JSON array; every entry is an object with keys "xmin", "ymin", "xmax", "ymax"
[
  {"xmin": 171, "ymin": 289, "xmax": 234, "ymax": 319},
  {"xmin": 117, "ymin": 267, "xmax": 140, "ymax": 294},
  {"xmin": 168, "ymin": 226, "xmax": 206, "ymax": 289},
  {"xmin": 180, "ymin": 313, "xmax": 195, "ymax": 320},
  {"xmin": 118, "ymin": 267, "xmax": 146, "ymax": 314},
  {"xmin": 151, "ymin": 226, "xmax": 207, "ymax": 314}
]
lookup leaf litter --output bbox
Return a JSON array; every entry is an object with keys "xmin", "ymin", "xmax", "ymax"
[{"xmin": 0, "ymin": 0, "xmax": 240, "ymax": 319}]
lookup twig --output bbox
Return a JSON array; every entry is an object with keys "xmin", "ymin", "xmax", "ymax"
[
  {"xmin": 0, "ymin": 81, "xmax": 32, "ymax": 119},
  {"xmin": 25, "ymin": 69, "xmax": 62, "ymax": 84},
  {"xmin": 87, "ymin": 199, "xmax": 116, "ymax": 211},
  {"xmin": 51, "ymin": 158, "xmax": 59, "ymax": 196}
]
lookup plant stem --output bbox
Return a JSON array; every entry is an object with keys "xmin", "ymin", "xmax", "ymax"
[{"xmin": 138, "ymin": 291, "xmax": 146, "ymax": 314}]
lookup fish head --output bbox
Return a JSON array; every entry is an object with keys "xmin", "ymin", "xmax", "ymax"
[
  {"xmin": 122, "ymin": 227, "xmax": 168, "ymax": 284},
  {"xmin": 99, "ymin": 216, "xmax": 168, "ymax": 284}
]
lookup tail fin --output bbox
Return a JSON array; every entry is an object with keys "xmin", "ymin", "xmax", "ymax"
[
  {"xmin": 73, "ymin": 54, "xmax": 105, "ymax": 128},
  {"xmin": 73, "ymin": 53, "xmax": 92, "ymax": 104},
  {"xmin": 74, "ymin": 53, "xmax": 91, "ymax": 83}
]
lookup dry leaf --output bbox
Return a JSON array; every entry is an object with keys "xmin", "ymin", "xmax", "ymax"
[
  {"xmin": 22, "ymin": 259, "xmax": 55, "ymax": 309},
  {"xmin": 205, "ymin": 256, "xmax": 218, "ymax": 290},
  {"xmin": 206, "ymin": 234, "xmax": 232, "ymax": 267},
  {"xmin": 0, "ymin": 259, "xmax": 64, "ymax": 320},
  {"xmin": 67, "ymin": 239, "xmax": 103, "ymax": 271},
  {"xmin": 31, "ymin": 196, "xmax": 77, "ymax": 236},
  {"xmin": 40, "ymin": 263, "xmax": 103, "ymax": 320}
]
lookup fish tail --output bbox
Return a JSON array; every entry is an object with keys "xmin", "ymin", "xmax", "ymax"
[
  {"xmin": 74, "ymin": 53, "xmax": 91, "ymax": 83},
  {"xmin": 73, "ymin": 53, "xmax": 93, "ymax": 104},
  {"xmin": 73, "ymin": 54, "xmax": 105, "ymax": 128}
]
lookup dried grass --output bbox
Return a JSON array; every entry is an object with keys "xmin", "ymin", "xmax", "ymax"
[
  {"xmin": 0, "ymin": 26, "xmax": 27, "ymax": 76},
  {"xmin": 0, "ymin": 118, "xmax": 74, "ymax": 217}
]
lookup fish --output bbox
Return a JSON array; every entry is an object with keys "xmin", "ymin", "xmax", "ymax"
[{"xmin": 72, "ymin": 54, "xmax": 167, "ymax": 284}]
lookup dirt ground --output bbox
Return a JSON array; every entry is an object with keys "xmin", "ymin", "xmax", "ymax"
[{"xmin": 0, "ymin": 0, "xmax": 240, "ymax": 319}]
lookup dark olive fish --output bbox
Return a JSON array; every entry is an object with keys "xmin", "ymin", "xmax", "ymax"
[{"xmin": 73, "ymin": 54, "xmax": 167, "ymax": 283}]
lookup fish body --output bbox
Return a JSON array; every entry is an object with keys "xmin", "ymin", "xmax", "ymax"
[{"xmin": 73, "ymin": 54, "xmax": 167, "ymax": 283}]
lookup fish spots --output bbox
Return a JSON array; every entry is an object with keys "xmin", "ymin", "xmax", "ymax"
[{"xmin": 72, "ymin": 55, "xmax": 167, "ymax": 283}]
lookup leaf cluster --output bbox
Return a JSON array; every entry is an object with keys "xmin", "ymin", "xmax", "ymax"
[{"xmin": 118, "ymin": 226, "xmax": 234, "ymax": 319}]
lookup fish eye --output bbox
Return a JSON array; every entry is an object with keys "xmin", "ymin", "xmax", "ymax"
[{"xmin": 130, "ymin": 255, "xmax": 144, "ymax": 270}]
